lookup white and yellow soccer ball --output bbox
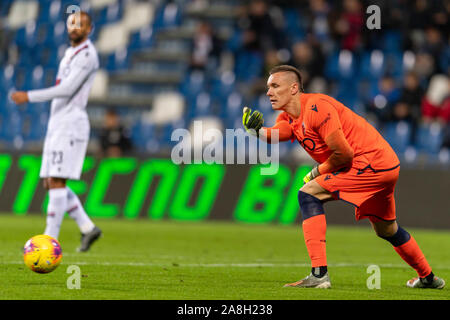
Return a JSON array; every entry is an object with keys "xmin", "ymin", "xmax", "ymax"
[{"xmin": 23, "ymin": 235, "xmax": 62, "ymax": 273}]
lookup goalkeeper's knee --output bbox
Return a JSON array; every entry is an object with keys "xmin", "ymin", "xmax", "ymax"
[{"xmin": 298, "ymin": 191, "xmax": 324, "ymax": 220}]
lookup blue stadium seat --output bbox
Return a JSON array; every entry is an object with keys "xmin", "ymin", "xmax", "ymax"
[
  {"xmin": 384, "ymin": 52, "xmax": 404, "ymax": 79},
  {"xmin": 36, "ymin": 46, "xmax": 60, "ymax": 69},
  {"xmin": 153, "ymin": 2, "xmax": 182, "ymax": 31},
  {"xmin": 416, "ymin": 123, "xmax": 444, "ymax": 155},
  {"xmin": 34, "ymin": 22, "xmax": 53, "ymax": 46},
  {"xmin": 30, "ymin": 66, "xmax": 45, "ymax": 90},
  {"xmin": 43, "ymin": 68, "xmax": 58, "ymax": 87},
  {"xmin": 382, "ymin": 31, "xmax": 402, "ymax": 54},
  {"xmin": 325, "ymin": 49, "xmax": 356, "ymax": 81},
  {"xmin": 104, "ymin": 49, "xmax": 130, "ymax": 71},
  {"xmin": 234, "ymin": 50, "xmax": 263, "ymax": 82},
  {"xmin": 131, "ymin": 120, "xmax": 155, "ymax": 150},
  {"xmin": 193, "ymin": 92, "xmax": 212, "ymax": 117},
  {"xmin": 14, "ymin": 25, "xmax": 38, "ymax": 49},
  {"xmin": 225, "ymin": 29, "xmax": 242, "ymax": 53},
  {"xmin": 282, "ymin": 9, "xmax": 305, "ymax": 44},
  {"xmin": 13, "ymin": 67, "xmax": 31, "ymax": 89},
  {"xmin": 0, "ymin": 65, "xmax": 15, "ymax": 90},
  {"xmin": 335, "ymin": 81, "xmax": 359, "ymax": 110},
  {"xmin": 180, "ymin": 70, "xmax": 206, "ymax": 105},
  {"xmin": 358, "ymin": 50, "xmax": 384, "ymax": 81},
  {"xmin": 383, "ymin": 121, "xmax": 411, "ymax": 154},
  {"xmin": 222, "ymin": 91, "xmax": 243, "ymax": 127},
  {"xmin": 210, "ymin": 71, "xmax": 236, "ymax": 102},
  {"xmin": 439, "ymin": 46, "xmax": 449, "ymax": 74},
  {"xmin": 0, "ymin": 0, "xmax": 13, "ymax": 17},
  {"xmin": 47, "ymin": 21, "xmax": 67, "ymax": 47},
  {"xmin": 37, "ymin": 0, "xmax": 63, "ymax": 25},
  {"xmin": 2, "ymin": 110, "xmax": 23, "ymax": 141},
  {"xmin": 129, "ymin": 27, "xmax": 154, "ymax": 51}
]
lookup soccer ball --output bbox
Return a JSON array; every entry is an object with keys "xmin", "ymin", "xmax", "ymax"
[{"xmin": 23, "ymin": 235, "xmax": 62, "ymax": 273}]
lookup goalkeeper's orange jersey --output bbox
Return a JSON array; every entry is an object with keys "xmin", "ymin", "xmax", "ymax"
[{"xmin": 276, "ymin": 93, "xmax": 399, "ymax": 171}]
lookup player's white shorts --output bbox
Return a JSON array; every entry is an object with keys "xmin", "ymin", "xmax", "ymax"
[{"xmin": 40, "ymin": 131, "xmax": 88, "ymax": 180}]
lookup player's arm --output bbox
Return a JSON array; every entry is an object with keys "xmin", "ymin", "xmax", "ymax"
[
  {"xmin": 318, "ymin": 128, "xmax": 354, "ymax": 174},
  {"xmin": 303, "ymin": 99, "xmax": 354, "ymax": 184},
  {"xmin": 242, "ymin": 107, "xmax": 293, "ymax": 143},
  {"xmin": 259, "ymin": 120, "xmax": 293, "ymax": 143},
  {"xmin": 12, "ymin": 54, "xmax": 95, "ymax": 104}
]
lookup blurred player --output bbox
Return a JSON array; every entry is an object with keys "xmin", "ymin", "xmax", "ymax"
[
  {"xmin": 242, "ymin": 65, "xmax": 445, "ymax": 289},
  {"xmin": 11, "ymin": 11, "xmax": 102, "ymax": 252}
]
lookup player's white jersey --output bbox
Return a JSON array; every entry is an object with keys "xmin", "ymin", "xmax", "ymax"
[{"xmin": 28, "ymin": 39, "xmax": 99, "ymax": 139}]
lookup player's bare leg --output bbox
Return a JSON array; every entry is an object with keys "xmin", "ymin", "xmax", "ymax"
[
  {"xmin": 284, "ymin": 180, "xmax": 333, "ymax": 288},
  {"xmin": 370, "ymin": 217, "xmax": 445, "ymax": 289}
]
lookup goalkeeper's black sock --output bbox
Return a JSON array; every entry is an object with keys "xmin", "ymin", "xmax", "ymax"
[
  {"xmin": 421, "ymin": 272, "xmax": 435, "ymax": 284},
  {"xmin": 312, "ymin": 266, "xmax": 327, "ymax": 278}
]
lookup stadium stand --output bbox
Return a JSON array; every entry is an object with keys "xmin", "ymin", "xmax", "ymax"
[{"xmin": 0, "ymin": 0, "xmax": 448, "ymax": 166}]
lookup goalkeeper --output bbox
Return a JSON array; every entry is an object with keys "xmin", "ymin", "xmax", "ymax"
[{"xmin": 242, "ymin": 65, "xmax": 445, "ymax": 289}]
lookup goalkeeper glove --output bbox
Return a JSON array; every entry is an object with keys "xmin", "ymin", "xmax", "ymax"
[
  {"xmin": 303, "ymin": 165, "xmax": 320, "ymax": 184},
  {"xmin": 242, "ymin": 107, "xmax": 264, "ymax": 136}
]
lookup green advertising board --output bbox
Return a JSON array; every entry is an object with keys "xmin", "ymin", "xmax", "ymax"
[{"xmin": 0, "ymin": 154, "xmax": 312, "ymax": 224}]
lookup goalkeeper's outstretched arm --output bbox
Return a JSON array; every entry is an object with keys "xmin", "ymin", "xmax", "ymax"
[
  {"xmin": 259, "ymin": 120, "xmax": 293, "ymax": 143},
  {"xmin": 242, "ymin": 106, "xmax": 293, "ymax": 143}
]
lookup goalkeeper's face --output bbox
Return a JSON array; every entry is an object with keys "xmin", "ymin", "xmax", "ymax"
[{"xmin": 266, "ymin": 72, "xmax": 299, "ymax": 110}]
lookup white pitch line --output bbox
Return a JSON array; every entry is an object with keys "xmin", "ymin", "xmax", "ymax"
[{"xmin": 2, "ymin": 260, "xmax": 450, "ymax": 270}]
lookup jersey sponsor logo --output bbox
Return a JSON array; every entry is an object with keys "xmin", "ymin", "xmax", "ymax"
[
  {"xmin": 311, "ymin": 104, "xmax": 318, "ymax": 112},
  {"xmin": 324, "ymin": 174, "xmax": 332, "ymax": 181},
  {"xmin": 300, "ymin": 138, "xmax": 316, "ymax": 151},
  {"xmin": 317, "ymin": 113, "xmax": 331, "ymax": 129}
]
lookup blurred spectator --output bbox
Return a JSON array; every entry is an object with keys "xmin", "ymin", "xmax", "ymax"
[
  {"xmin": 388, "ymin": 72, "xmax": 423, "ymax": 123},
  {"xmin": 303, "ymin": 0, "xmax": 331, "ymax": 43},
  {"xmin": 429, "ymin": 1, "xmax": 449, "ymax": 33},
  {"xmin": 408, "ymin": 0, "xmax": 432, "ymax": 30},
  {"xmin": 413, "ymin": 52, "xmax": 436, "ymax": 82},
  {"xmin": 291, "ymin": 40, "xmax": 325, "ymax": 90},
  {"xmin": 262, "ymin": 49, "xmax": 282, "ymax": 77},
  {"xmin": 246, "ymin": 48, "xmax": 282, "ymax": 97},
  {"xmin": 421, "ymin": 74, "xmax": 450, "ymax": 125},
  {"xmin": 367, "ymin": 75, "xmax": 401, "ymax": 124},
  {"xmin": 0, "ymin": 20, "xmax": 9, "ymax": 64},
  {"xmin": 190, "ymin": 21, "xmax": 222, "ymax": 71},
  {"xmin": 237, "ymin": 0, "xmax": 284, "ymax": 52},
  {"xmin": 421, "ymin": 27, "xmax": 446, "ymax": 74},
  {"xmin": 329, "ymin": 0, "xmax": 364, "ymax": 52},
  {"xmin": 99, "ymin": 109, "xmax": 133, "ymax": 157},
  {"xmin": 385, "ymin": 72, "xmax": 424, "ymax": 143},
  {"xmin": 442, "ymin": 125, "xmax": 450, "ymax": 150}
]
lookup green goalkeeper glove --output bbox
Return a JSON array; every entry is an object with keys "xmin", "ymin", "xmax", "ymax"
[
  {"xmin": 303, "ymin": 165, "xmax": 320, "ymax": 184},
  {"xmin": 242, "ymin": 107, "xmax": 264, "ymax": 136}
]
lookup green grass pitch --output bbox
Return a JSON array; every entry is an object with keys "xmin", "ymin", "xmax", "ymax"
[{"xmin": 0, "ymin": 215, "xmax": 449, "ymax": 300}]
